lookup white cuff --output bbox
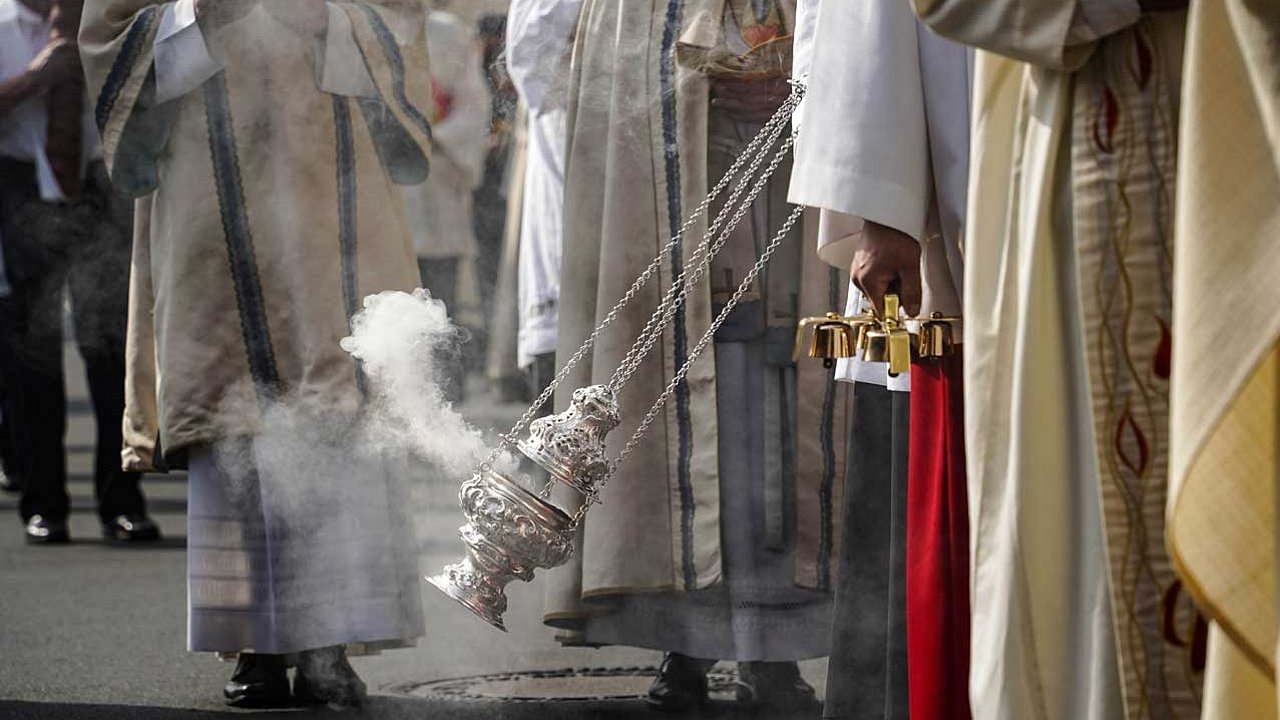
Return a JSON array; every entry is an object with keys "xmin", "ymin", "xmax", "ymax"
[
  {"xmin": 153, "ymin": 0, "xmax": 225, "ymax": 104},
  {"xmin": 318, "ymin": 3, "xmax": 376, "ymax": 98},
  {"xmin": 1067, "ymin": 0, "xmax": 1142, "ymax": 45}
]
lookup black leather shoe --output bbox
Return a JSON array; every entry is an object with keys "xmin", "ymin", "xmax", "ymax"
[
  {"xmin": 294, "ymin": 645, "xmax": 367, "ymax": 708},
  {"xmin": 25, "ymin": 515, "xmax": 69, "ymax": 544},
  {"xmin": 223, "ymin": 653, "xmax": 291, "ymax": 708},
  {"xmin": 646, "ymin": 652, "xmax": 714, "ymax": 712},
  {"xmin": 735, "ymin": 661, "xmax": 819, "ymax": 711},
  {"xmin": 102, "ymin": 515, "xmax": 161, "ymax": 543}
]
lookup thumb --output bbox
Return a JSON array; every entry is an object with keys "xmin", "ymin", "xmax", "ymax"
[{"xmin": 861, "ymin": 275, "xmax": 889, "ymax": 319}]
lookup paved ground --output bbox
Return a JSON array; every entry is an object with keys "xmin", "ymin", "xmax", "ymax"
[{"xmin": 0, "ymin": 347, "xmax": 828, "ymax": 719}]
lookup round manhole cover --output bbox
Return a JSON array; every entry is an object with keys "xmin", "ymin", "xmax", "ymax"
[{"xmin": 398, "ymin": 666, "xmax": 741, "ymax": 703}]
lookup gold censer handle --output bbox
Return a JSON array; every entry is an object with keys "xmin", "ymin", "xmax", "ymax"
[{"xmin": 794, "ymin": 294, "xmax": 961, "ymax": 375}]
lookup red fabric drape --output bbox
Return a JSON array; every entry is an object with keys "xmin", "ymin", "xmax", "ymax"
[{"xmin": 906, "ymin": 351, "xmax": 971, "ymax": 720}]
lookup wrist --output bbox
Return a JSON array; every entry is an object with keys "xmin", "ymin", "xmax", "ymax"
[{"xmin": 861, "ymin": 219, "xmax": 917, "ymax": 248}]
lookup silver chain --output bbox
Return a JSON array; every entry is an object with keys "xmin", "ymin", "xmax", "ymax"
[
  {"xmin": 606, "ymin": 91, "xmax": 802, "ymax": 390},
  {"xmin": 478, "ymin": 82, "xmax": 806, "ymax": 475},
  {"xmin": 608, "ymin": 129, "xmax": 797, "ymax": 392},
  {"xmin": 567, "ymin": 203, "xmax": 806, "ymax": 528}
]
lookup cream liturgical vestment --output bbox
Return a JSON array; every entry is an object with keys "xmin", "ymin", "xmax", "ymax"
[
  {"xmin": 1166, "ymin": 0, "xmax": 1280, "ymax": 717},
  {"xmin": 81, "ymin": 0, "xmax": 430, "ymax": 463},
  {"xmin": 81, "ymin": 0, "xmax": 433, "ymax": 656},
  {"xmin": 914, "ymin": 0, "xmax": 1201, "ymax": 718},
  {"xmin": 544, "ymin": 0, "xmax": 850, "ymax": 660}
]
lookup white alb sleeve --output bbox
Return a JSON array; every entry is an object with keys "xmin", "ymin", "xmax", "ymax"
[{"xmin": 153, "ymin": 0, "xmax": 224, "ymax": 104}]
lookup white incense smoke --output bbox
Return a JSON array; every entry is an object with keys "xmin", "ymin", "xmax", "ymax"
[{"xmin": 341, "ymin": 288, "xmax": 491, "ymax": 478}]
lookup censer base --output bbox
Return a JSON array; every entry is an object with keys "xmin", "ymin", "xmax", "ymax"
[
  {"xmin": 426, "ymin": 571, "xmax": 508, "ymax": 632},
  {"xmin": 427, "ymin": 469, "xmax": 576, "ymax": 632}
]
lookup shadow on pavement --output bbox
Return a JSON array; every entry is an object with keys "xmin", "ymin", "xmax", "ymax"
[{"xmin": 0, "ymin": 697, "xmax": 823, "ymax": 719}]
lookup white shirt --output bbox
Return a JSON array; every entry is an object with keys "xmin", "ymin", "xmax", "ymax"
[
  {"xmin": 506, "ymin": 0, "xmax": 582, "ymax": 367},
  {"xmin": 0, "ymin": 0, "xmax": 61, "ymax": 202},
  {"xmin": 0, "ymin": 0, "xmax": 48, "ymax": 294}
]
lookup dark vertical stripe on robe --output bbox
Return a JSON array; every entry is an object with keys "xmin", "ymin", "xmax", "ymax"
[
  {"xmin": 824, "ymin": 381, "xmax": 910, "ymax": 720},
  {"xmin": 93, "ymin": 6, "xmax": 157, "ymax": 132},
  {"xmin": 332, "ymin": 95, "xmax": 367, "ymax": 399},
  {"xmin": 816, "ymin": 266, "xmax": 841, "ymax": 590},
  {"xmin": 659, "ymin": 0, "xmax": 696, "ymax": 591},
  {"xmin": 665, "ymin": 0, "xmax": 696, "ymax": 589},
  {"xmin": 204, "ymin": 72, "xmax": 280, "ymax": 402}
]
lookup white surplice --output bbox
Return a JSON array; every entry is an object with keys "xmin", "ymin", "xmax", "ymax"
[
  {"xmin": 505, "ymin": 0, "xmax": 582, "ymax": 368},
  {"xmin": 788, "ymin": 0, "xmax": 970, "ymax": 391}
]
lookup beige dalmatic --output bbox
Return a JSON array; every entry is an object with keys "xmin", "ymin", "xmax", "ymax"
[
  {"xmin": 79, "ymin": 1, "xmax": 430, "ymax": 465},
  {"xmin": 914, "ymin": 0, "xmax": 1200, "ymax": 717},
  {"xmin": 1165, "ymin": 0, "xmax": 1280, "ymax": 717},
  {"xmin": 545, "ymin": 0, "xmax": 848, "ymax": 658}
]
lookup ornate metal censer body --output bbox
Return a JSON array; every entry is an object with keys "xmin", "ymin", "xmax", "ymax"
[
  {"xmin": 427, "ymin": 468, "xmax": 574, "ymax": 630},
  {"xmin": 427, "ymin": 385, "xmax": 619, "ymax": 631},
  {"xmin": 517, "ymin": 385, "xmax": 620, "ymax": 495},
  {"xmin": 427, "ymin": 82, "xmax": 809, "ymax": 631}
]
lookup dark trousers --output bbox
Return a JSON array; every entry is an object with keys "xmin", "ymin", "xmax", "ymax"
[
  {"xmin": 417, "ymin": 256, "xmax": 466, "ymax": 403},
  {"xmin": 0, "ymin": 158, "xmax": 144, "ymax": 523},
  {"xmin": 523, "ymin": 351, "xmax": 555, "ymax": 417},
  {"xmin": 0, "ymin": 320, "xmax": 17, "ymax": 483},
  {"xmin": 824, "ymin": 381, "xmax": 910, "ymax": 720}
]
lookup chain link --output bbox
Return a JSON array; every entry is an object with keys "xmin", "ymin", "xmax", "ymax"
[
  {"xmin": 567, "ymin": 203, "xmax": 807, "ymax": 529},
  {"xmin": 477, "ymin": 83, "xmax": 806, "ymax": 477}
]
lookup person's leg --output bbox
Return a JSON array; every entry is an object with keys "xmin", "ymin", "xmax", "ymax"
[
  {"xmin": 81, "ymin": 349, "xmax": 147, "ymax": 521},
  {"xmin": 736, "ymin": 661, "xmax": 817, "ymax": 708},
  {"xmin": 293, "ymin": 646, "xmax": 366, "ymax": 708},
  {"xmin": 647, "ymin": 652, "xmax": 717, "ymax": 712},
  {"xmin": 187, "ymin": 443, "xmax": 292, "ymax": 708},
  {"xmin": 417, "ymin": 256, "xmax": 460, "ymax": 312},
  {"xmin": 524, "ymin": 351, "xmax": 555, "ymax": 416},
  {"xmin": 417, "ymin": 256, "xmax": 466, "ymax": 402},
  {"xmin": 67, "ymin": 166, "xmax": 154, "ymax": 538},
  {"xmin": 223, "ymin": 653, "xmax": 290, "ymax": 709},
  {"xmin": 12, "ymin": 256, "xmax": 70, "ymax": 534},
  {"xmin": 82, "ymin": 343, "xmax": 158, "ymax": 541},
  {"xmin": 0, "ymin": 162, "xmax": 70, "ymax": 538},
  {"xmin": 0, "ymin": 297, "xmax": 23, "ymax": 493}
]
